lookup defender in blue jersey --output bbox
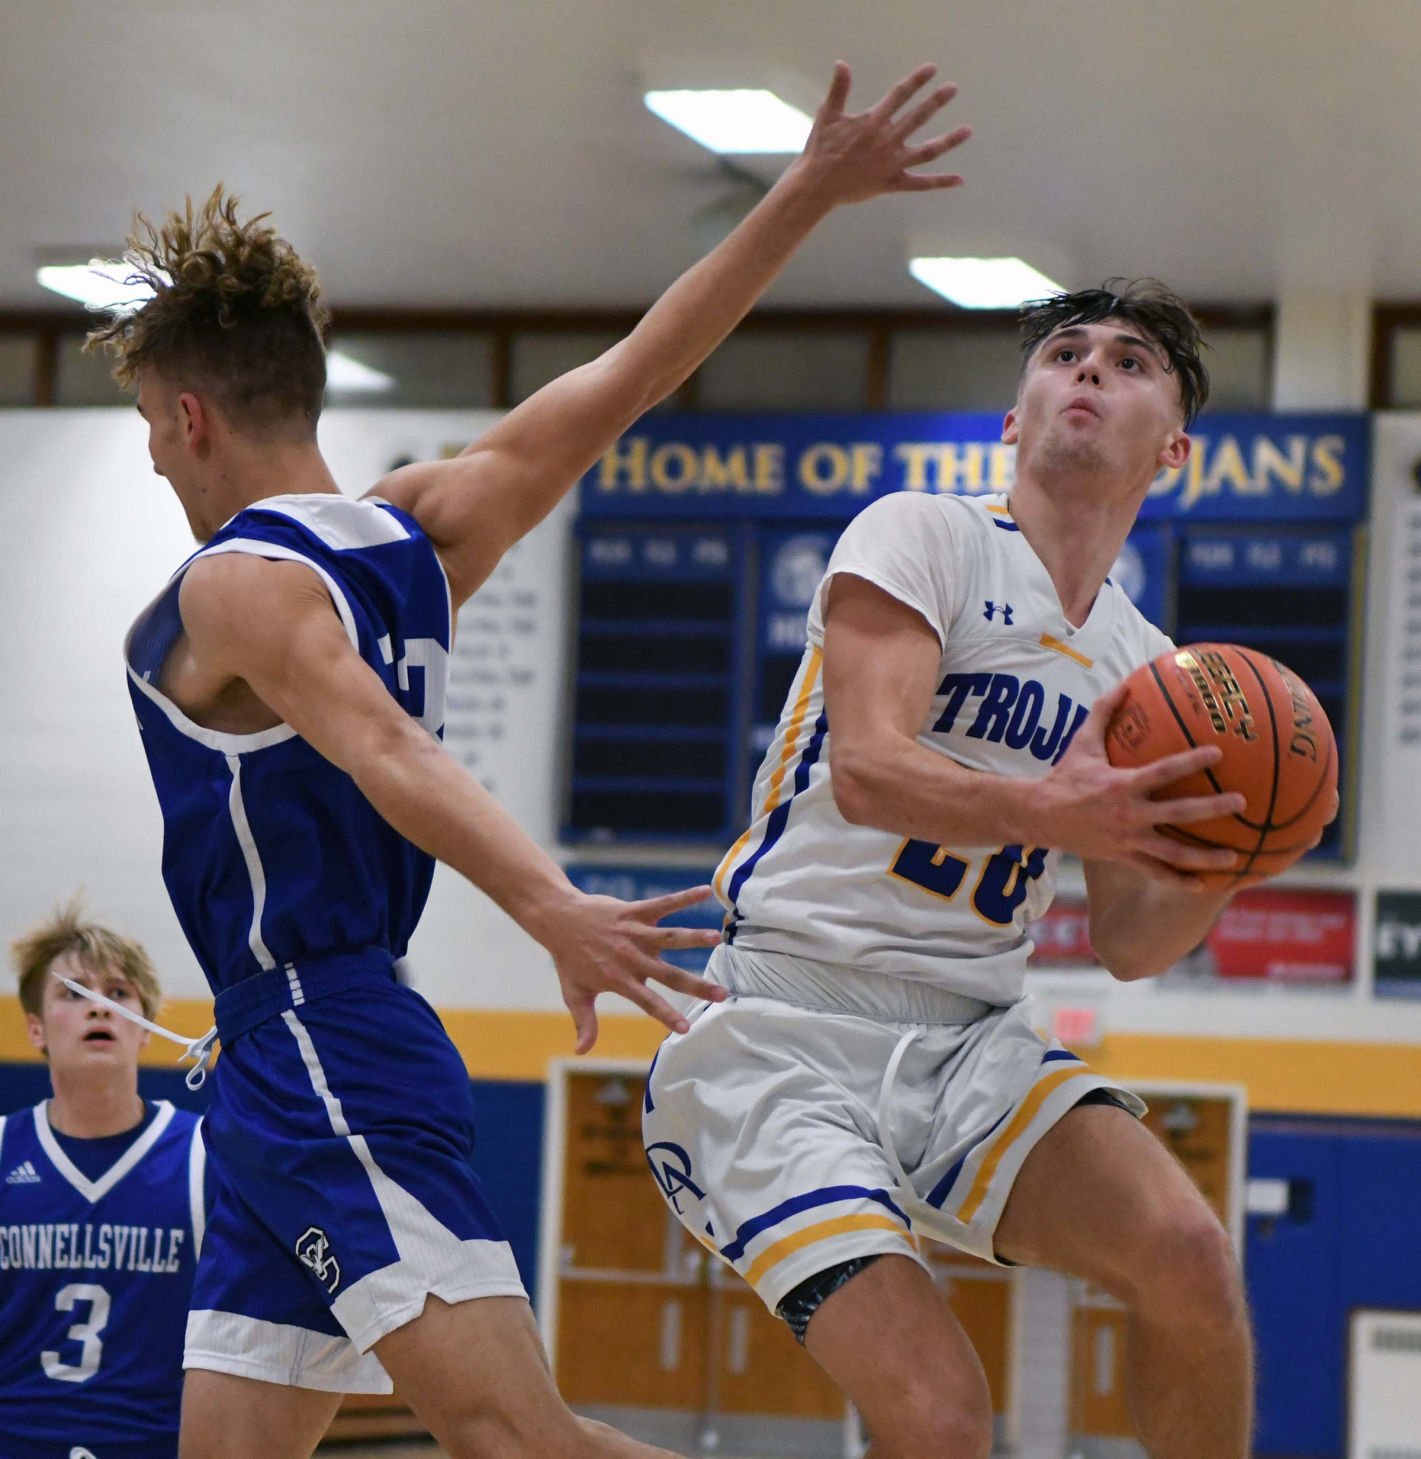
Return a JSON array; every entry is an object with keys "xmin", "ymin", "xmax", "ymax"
[
  {"xmin": 3, "ymin": 903, "xmax": 208, "ymax": 1459},
  {"xmin": 86, "ymin": 63, "xmax": 972, "ymax": 1459}
]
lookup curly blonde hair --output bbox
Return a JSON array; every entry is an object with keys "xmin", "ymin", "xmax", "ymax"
[
  {"xmin": 86, "ymin": 185, "xmax": 331, "ymax": 434},
  {"xmin": 11, "ymin": 896, "xmax": 162, "ymax": 1022}
]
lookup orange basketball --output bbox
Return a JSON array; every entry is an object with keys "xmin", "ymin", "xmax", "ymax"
[{"xmin": 1104, "ymin": 643, "xmax": 1338, "ymax": 889}]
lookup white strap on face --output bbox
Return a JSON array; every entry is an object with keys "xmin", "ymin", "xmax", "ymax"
[{"xmin": 55, "ymin": 974, "xmax": 218, "ymax": 1090}]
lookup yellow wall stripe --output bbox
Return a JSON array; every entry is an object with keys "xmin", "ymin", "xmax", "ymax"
[
  {"xmin": 1039, "ymin": 632, "xmax": 1094, "ymax": 668},
  {"xmin": 711, "ymin": 645, "xmax": 822, "ymax": 903},
  {"xmin": 743, "ymin": 1211, "xmax": 910, "ymax": 1287},
  {"xmin": 3, "ymin": 1004, "xmax": 1419, "ymax": 1121},
  {"xmin": 956, "ymin": 1066, "xmax": 1090, "ymax": 1223}
]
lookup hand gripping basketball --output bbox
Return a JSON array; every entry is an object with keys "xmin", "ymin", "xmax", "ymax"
[{"xmin": 1104, "ymin": 644, "xmax": 1340, "ymax": 889}]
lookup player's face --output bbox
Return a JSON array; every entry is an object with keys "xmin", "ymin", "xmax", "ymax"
[
  {"xmin": 135, "ymin": 370, "xmax": 214, "ymax": 541},
  {"xmin": 27, "ymin": 954, "xmax": 149, "ymax": 1074},
  {"xmin": 1003, "ymin": 319, "xmax": 1189, "ymax": 491}
]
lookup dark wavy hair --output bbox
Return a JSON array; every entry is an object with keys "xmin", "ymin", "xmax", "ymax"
[
  {"xmin": 86, "ymin": 185, "xmax": 330, "ymax": 436},
  {"xmin": 1018, "ymin": 277, "xmax": 1209, "ymax": 428}
]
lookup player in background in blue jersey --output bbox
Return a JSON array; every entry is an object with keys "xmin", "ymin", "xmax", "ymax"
[
  {"xmin": 2, "ymin": 901, "xmax": 207, "ymax": 1459},
  {"xmin": 86, "ymin": 62, "xmax": 971, "ymax": 1459}
]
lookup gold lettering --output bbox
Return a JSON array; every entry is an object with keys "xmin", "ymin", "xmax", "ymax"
[
  {"xmin": 753, "ymin": 444, "xmax": 785, "ymax": 493},
  {"xmin": 649, "ymin": 444, "xmax": 699, "ymax": 492},
  {"xmin": 1309, "ymin": 434, "xmax": 1345, "ymax": 494},
  {"xmin": 893, "ymin": 443, "xmax": 936, "ymax": 491},
  {"xmin": 848, "ymin": 443, "xmax": 883, "ymax": 492},
  {"xmin": 1201, "ymin": 437, "xmax": 1255, "ymax": 495},
  {"xmin": 700, "ymin": 446, "xmax": 750, "ymax": 490},
  {"xmin": 597, "ymin": 435, "xmax": 650, "ymax": 491},
  {"xmin": 799, "ymin": 443, "xmax": 850, "ymax": 494},
  {"xmin": 1252, "ymin": 436, "xmax": 1308, "ymax": 493}
]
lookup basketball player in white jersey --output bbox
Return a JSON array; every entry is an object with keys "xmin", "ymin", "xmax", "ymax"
[
  {"xmin": 2, "ymin": 903, "xmax": 207, "ymax": 1459},
  {"xmin": 87, "ymin": 61, "xmax": 972, "ymax": 1459},
  {"xmin": 644, "ymin": 282, "xmax": 1334, "ymax": 1458}
]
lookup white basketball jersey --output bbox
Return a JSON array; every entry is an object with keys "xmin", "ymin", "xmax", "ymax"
[{"xmin": 713, "ymin": 491, "xmax": 1173, "ymax": 1004}]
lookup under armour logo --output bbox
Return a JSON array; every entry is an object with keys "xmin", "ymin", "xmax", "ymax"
[
  {"xmin": 295, "ymin": 1225, "xmax": 342, "ymax": 1293},
  {"xmin": 645, "ymin": 1141, "xmax": 706, "ymax": 1216},
  {"xmin": 983, "ymin": 600, "xmax": 1015, "ymax": 625}
]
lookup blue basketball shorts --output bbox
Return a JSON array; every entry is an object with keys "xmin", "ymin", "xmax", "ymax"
[{"xmin": 185, "ymin": 955, "xmax": 526, "ymax": 1393}]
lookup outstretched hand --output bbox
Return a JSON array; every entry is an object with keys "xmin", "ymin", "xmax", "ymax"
[
  {"xmin": 794, "ymin": 61, "xmax": 972, "ymax": 206},
  {"xmin": 1039, "ymin": 679, "xmax": 1247, "ymax": 885},
  {"xmin": 540, "ymin": 885, "xmax": 725, "ymax": 1054}
]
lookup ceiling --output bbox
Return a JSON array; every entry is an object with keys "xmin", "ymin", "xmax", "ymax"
[{"xmin": 3, "ymin": 0, "xmax": 1419, "ymax": 317}]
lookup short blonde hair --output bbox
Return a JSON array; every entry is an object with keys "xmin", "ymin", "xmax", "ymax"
[
  {"xmin": 10, "ymin": 898, "xmax": 162, "ymax": 1022},
  {"xmin": 86, "ymin": 184, "xmax": 330, "ymax": 435}
]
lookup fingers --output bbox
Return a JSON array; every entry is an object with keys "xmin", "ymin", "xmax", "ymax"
[
  {"xmin": 656, "ymin": 926, "xmax": 723, "ymax": 951},
  {"xmin": 867, "ymin": 62, "xmax": 938, "ymax": 123},
  {"xmin": 895, "ymin": 171, "xmax": 966, "ymax": 192},
  {"xmin": 1075, "ymin": 680, "xmax": 1132, "ymax": 754},
  {"xmin": 636, "ymin": 883, "xmax": 716, "ymax": 919},
  {"xmin": 647, "ymin": 965, "xmax": 728, "ymax": 1003},
  {"xmin": 1131, "ymin": 744, "xmax": 1223, "ymax": 792},
  {"xmin": 1148, "ymin": 790, "xmax": 1247, "ymax": 826},
  {"xmin": 890, "ymin": 81, "xmax": 959, "ymax": 141},
  {"xmin": 818, "ymin": 60, "xmax": 852, "ymax": 119},
  {"xmin": 567, "ymin": 994, "xmax": 598, "ymax": 1056},
  {"xmin": 619, "ymin": 978, "xmax": 691, "ymax": 1037},
  {"xmin": 902, "ymin": 125, "xmax": 973, "ymax": 166}
]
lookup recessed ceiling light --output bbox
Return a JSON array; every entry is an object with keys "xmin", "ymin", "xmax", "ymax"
[
  {"xmin": 325, "ymin": 351, "xmax": 396, "ymax": 393},
  {"xmin": 909, "ymin": 256, "xmax": 1066, "ymax": 309},
  {"xmin": 37, "ymin": 261, "xmax": 154, "ymax": 310},
  {"xmin": 644, "ymin": 89, "xmax": 813, "ymax": 154}
]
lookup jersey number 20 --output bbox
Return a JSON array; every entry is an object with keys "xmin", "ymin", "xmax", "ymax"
[{"xmin": 890, "ymin": 841, "xmax": 1047, "ymax": 925}]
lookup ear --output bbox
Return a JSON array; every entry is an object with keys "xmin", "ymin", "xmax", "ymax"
[
  {"xmin": 1157, "ymin": 429, "xmax": 1190, "ymax": 471},
  {"xmin": 1001, "ymin": 408, "xmax": 1020, "ymax": 446},
  {"xmin": 25, "ymin": 1012, "xmax": 45, "ymax": 1056},
  {"xmin": 177, "ymin": 392, "xmax": 210, "ymax": 453}
]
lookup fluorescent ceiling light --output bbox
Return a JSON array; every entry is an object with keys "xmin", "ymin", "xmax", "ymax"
[
  {"xmin": 37, "ymin": 261, "xmax": 154, "ymax": 310},
  {"xmin": 909, "ymin": 256, "xmax": 1066, "ymax": 309},
  {"xmin": 644, "ymin": 89, "xmax": 812, "ymax": 154},
  {"xmin": 326, "ymin": 351, "xmax": 396, "ymax": 393}
]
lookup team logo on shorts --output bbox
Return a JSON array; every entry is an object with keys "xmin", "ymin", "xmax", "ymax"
[
  {"xmin": 295, "ymin": 1225, "xmax": 342, "ymax": 1293},
  {"xmin": 645, "ymin": 1142, "xmax": 706, "ymax": 1215}
]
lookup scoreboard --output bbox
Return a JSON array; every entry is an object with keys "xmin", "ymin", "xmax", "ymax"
[{"xmin": 566, "ymin": 412, "xmax": 1367, "ymax": 860}]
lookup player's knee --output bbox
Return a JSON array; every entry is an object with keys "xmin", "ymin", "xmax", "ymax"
[
  {"xmin": 1129, "ymin": 1206, "xmax": 1244, "ymax": 1324},
  {"xmin": 440, "ymin": 1406, "xmax": 585, "ymax": 1459},
  {"xmin": 876, "ymin": 1397, "xmax": 993, "ymax": 1459}
]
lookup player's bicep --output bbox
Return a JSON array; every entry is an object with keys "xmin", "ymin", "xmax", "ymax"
[
  {"xmin": 822, "ymin": 572, "xmax": 944, "ymax": 752},
  {"xmin": 179, "ymin": 556, "xmax": 422, "ymax": 773},
  {"xmin": 373, "ymin": 350, "xmax": 636, "ymax": 604}
]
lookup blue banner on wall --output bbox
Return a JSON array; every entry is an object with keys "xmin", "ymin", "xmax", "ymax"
[{"xmin": 579, "ymin": 412, "xmax": 1369, "ymax": 523}]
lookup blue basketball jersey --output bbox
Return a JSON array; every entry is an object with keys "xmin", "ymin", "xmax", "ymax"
[
  {"xmin": 0, "ymin": 1101, "xmax": 206, "ymax": 1458},
  {"xmin": 125, "ymin": 494, "xmax": 452, "ymax": 993}
]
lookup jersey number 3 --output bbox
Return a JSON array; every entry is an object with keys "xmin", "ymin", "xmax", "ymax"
[
  {"xmin": 890, "ymin": 840, "xmax": 1047, "ymax": 925},
  {"xmin": 41, "ymin": 1283, "xmax": 110, "ymax": 1383}
]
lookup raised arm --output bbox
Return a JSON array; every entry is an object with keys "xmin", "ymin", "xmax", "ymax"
[
  {"xmin": 373, "ymin": 61, "xmax": 972, "ymax": 605},
  {"xmin": 179, "ymin": 555, "xmax": 722, "ymax": 1051}
]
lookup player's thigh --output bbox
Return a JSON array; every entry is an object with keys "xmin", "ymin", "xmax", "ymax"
[
  {"xmin": 994, "ymin": 1101, "xmax": 1238, "ymax": 1306},
  {"xmin": 180, "ymin": 1370, "xmax": 342, "ymax": 1459},
  {"xmin": 373, "ymin": 1294, "xmax": 585, "ymax": 1459},
  {"xmin": 803, "ymin": 1254, "xmax": 992, "ymax": 1457}
]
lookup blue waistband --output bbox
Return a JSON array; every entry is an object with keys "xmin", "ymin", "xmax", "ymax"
[{"xmin": 214, "ymin": 950, "xmax": 399, "ymax": 1045}]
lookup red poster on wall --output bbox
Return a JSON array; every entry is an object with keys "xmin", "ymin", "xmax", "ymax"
[
  {"xmin": 1029, "ymin": 888, "xmax": 1355, "ymax": 984},
  {"xmin": 1201, "ymin": 889, "xmax": 1354, "ymax": 983}
]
